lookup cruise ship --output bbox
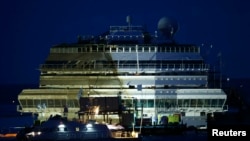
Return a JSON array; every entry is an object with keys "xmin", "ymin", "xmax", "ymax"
[{"xmin": 17, "ymin": 16, "xmax": 228, "ymax": 128}]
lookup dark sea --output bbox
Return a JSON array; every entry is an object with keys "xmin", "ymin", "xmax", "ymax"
[{"xmin": 0, "ymin": 84, "xmax": 37, "ymax": 128}]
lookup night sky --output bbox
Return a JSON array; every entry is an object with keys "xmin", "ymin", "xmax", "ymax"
[{"xmin": 1, "ymin": 0, "xmax": 250, "ymax": 85}]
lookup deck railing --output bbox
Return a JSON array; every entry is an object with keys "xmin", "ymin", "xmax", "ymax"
[{"xmin": 40, "ymin": 63, "xmax": 209, "ymax": 72}]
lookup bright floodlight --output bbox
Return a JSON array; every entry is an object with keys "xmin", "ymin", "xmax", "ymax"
[
  {"xmin": 86, "ymin": 123, "xmax": 93, "ymax": 128},
  {"xmin": 58, "ymin": 124, "xmax": 66, "ymax": 132}
]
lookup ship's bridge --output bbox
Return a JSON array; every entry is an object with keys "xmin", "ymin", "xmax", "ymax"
[{"xmin": 106, "ymin": 25, "xmax": 145, "ymax": 44}]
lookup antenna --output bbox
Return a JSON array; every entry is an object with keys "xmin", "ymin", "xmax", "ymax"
[
  {"xmin": 126, "ymin": 15, "xmax": 131, "ymax": 30},
  {"xmin": 219, "ymin": 52, "xmax": 222, "ymax": 88}
]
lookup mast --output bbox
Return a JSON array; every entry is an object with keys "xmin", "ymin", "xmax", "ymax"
[{"xmin": 136, "ymin": 45, "xmax": 139, "ymax": 74}]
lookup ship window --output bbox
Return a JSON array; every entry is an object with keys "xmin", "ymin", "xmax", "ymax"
[
  {"xmin": 61, "ymin": 48, "xmax": 65, "ymax": 53},
  {"xmin": 137, "ymin": 100, "xmax": 144, "ymax": 107},
  {"xmin": 55, "ymin": 99, "xmax": 62, "ymax": 107},
  {"xmin": 144, "ymin": 47, "xmax": 149, "ymax": 52},
  {"xmin": 211, "ymin": 99, "xmax": 218, "ymax": 107},
  {"xmin": 190, "ymin": 99, "xmax": 197, "ymax": 107},
  {"xmin": 194, "ymin": 47, "xmax": 198, "ymax": 52},
  {"xmin": 105, "ymin": 47, "xmax": 110, "ymax": 52},
  {"xmin": 197, "ymin": 99, "xmax": 204, "ymax": 107},
  {"xmin": 70, "ymin": 48, "xmax": 75, "ymax": 53},
  {"xmin": 168, "ymin": 99, "xmax": 176, "ymax": 107},
  {"xmin": 19, "ymin": 99, "xmax": 27, "ymax": 108},
  {"xmin": 69, "ymin": 48, "xmax": 74, "ymax": 53},
  {"xmin": 73, "ymin": 99, "xmax": 79, "ymax": 107},
  {"xmin": 181, "ymin": 47, "xmax": 185, "ymax": 52},
  {"xmin": 51, "ymin": 48, "xmax": 56, "ymax": 53},
  {"xmin": 98, "ymin": 46, "xmax": 104, "ymax": 52},
  {"xmin": 177, "ymin": 99, "xmax": 183, "ymax": 107},
  {"xmin": 148, "ymin": 100, "xmax": 154, "ymax": 108},
  {"xmin": 124, "ymin": 47, "xmax": 129, "ymax": 52},
  {"xmin": 136, "ymin": 100, "xmax": 142, "ymax": 107},
  {"xmin": 162, "ymin": 47, "xmax": 165, "ymax": 52},
  {"xmin": 190, "ymin": 47, "xmax": 195, "ymax": 52},
  {"xmin": 165, "ymin": 47, "xmax": 170, "ymax": 52},
  {"xmin": 158, "ymin": 46, "xmax": 162, "ymax": 52},
  {"xmin": 138, "ymin": 46, "xmax": 142, "ymax": 52},
  {"xmin": 204, "ymin": 99, "xmax": 211, "ymax": 107},
  {"xmin": 50, "ymin": 48, "xmax": 55, "ymax": 53},
  {"xmin": 87, "ymin": 47, "xmax": 90, "ymax": 52},
  {"xmin": 67, "ymin": 100, "xmax": 75, "ymax": 107},
  {"xmin": 34, "ymin": 99, "xmax": 41, "ymax": 108},
  {"xmin": 175, "ymin": 47, "xmax": 179, "ymax": 52},
  {"xmin": 48, "ymin": 99, "xmax": 55, "ymax": 107},
  {"xmin": 143, "ymin": 100, "xmax": 147, "ymax": 108},
  {"xmin": 78, "ymin": 48, "xmax": 81, "ymax": 53},
  {"xmin": 154, "ymin": 47, "xmax": 157, "ymax": 52},
  {"xmin": 26, "ymin": 100, "xmax": 34, "ymax": 107},
  {"xmin": 82, "ymin": 47, "xmax": 86, "ymax": 52},
  {"xmin": 165, "ymin": 47, "xmax": 168, "ymax": 52},
  {"xmin": 156, "ymin": 99, "xmax": 163, "ymax": 108},
  {"xmin": 92, "ymin": 45, "xmax": 97, "ymax": 52},
  {"xmin": 158, "ymin": 47, "xmax": 162, "ymax": 52},
  {"xmin": 118, "ymin": 47, "xmax": 123, "ymax": 52},
  {"xmin": 56, "ymin": 48, "xmax": 60, "ymax": 53},
  {"xmin": 183, "ymin": 99, "xmax": 189, "ymax": 107},
  {"xmin": 58, "ymin": 48, "xmax": 62, "ymax": 53},
  {"xmin": 200, "ymin": 112, "xmax": 206, "ymax": 116},
  {"xmin": 218, "ymin": 99, "xmax": 224, "ymax": 107},
  {"xmin": 168, "ymin": 64, "xmax": 173, "ymax": 69},
  {"xmin": 123, "ymin": 99, "xmax": 132, "ymax": 107},
  {"xmin": 62, "ymin": 99, "xmax": 67, "ymax": 107},
  {"xmin": 39, "ymin": 101, "xmax": 46, "ymax": 109},
  {"xmin": 131, "ymin": 46, "xmax": 136, "ymax": 52},
  {"xmin": 111, "ymin": 47, "xmax": 116, "ymax": 52}
]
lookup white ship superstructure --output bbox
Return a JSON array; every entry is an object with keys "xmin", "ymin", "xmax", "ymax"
[{"xmin": 18, "ymin": 16, "xmax": 227, "ymax": 127}]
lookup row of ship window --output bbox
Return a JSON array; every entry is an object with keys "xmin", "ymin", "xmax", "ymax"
[
  {"xmin": 156, "ymin": 77, "xmax": 206, "ymax": 81},
  {"xmin": 51, "ymin": 46, "xmax": 199, "ymax": 53},
  {"xmin": 123, "ymin": 99, "xmax": 225, "ymax": 108},
  {"xmin": 41, "ymin": 60, "xmax": 209, "ymax": 70},
  {"xmin": 19, "ymin": 99, "xmax": 79, "ymax": 108},
  {"xmin": 20, "ymin": 98, "xmax": 225, "ymax": 109}
]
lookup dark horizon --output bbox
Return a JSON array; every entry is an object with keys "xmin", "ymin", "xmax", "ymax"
[{"xmin": 1, "ymin": 0, "xmax": 250, "ymax": 85}]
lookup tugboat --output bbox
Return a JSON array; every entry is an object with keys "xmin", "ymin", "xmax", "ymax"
[{"xmin": 16, "ymin": 115, "xmax": 140, "ymax": 141}]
